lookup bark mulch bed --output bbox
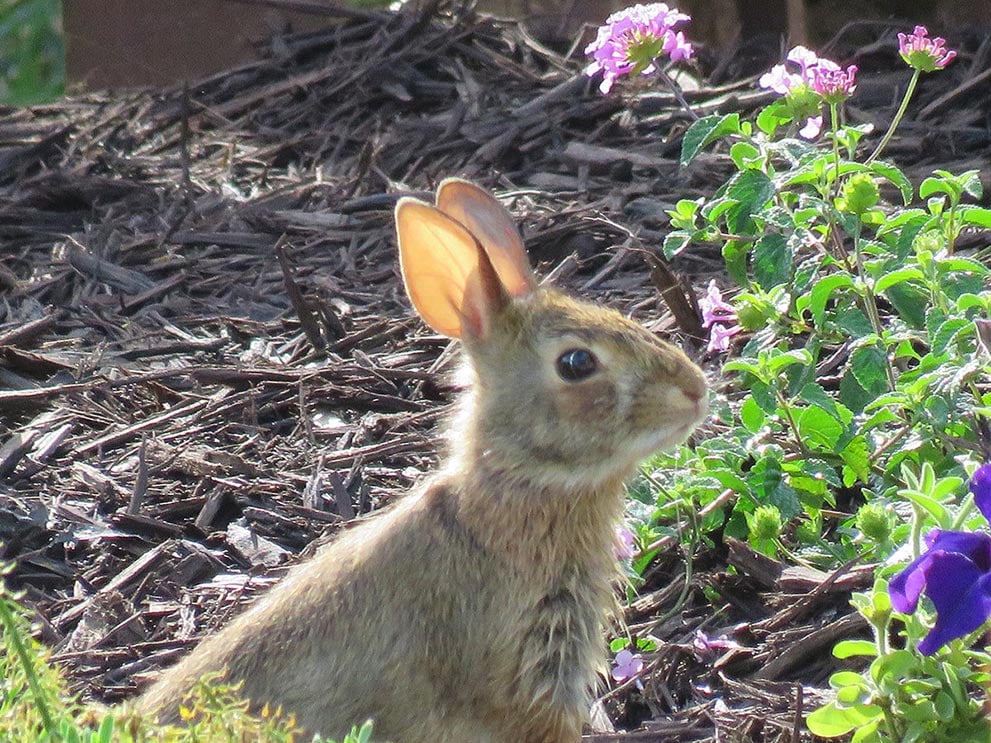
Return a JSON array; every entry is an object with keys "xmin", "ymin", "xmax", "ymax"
[{"xmin": 2, "ymin": 2, "xmax": 990, "ymax": 740}]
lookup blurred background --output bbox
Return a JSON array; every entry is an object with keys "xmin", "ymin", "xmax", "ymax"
[{"xmin": 2, "ymin": 0, "xmax": 990, "ymax": 104}]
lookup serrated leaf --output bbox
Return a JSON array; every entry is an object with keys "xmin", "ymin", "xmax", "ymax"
[
  {"xmin": 680, "ymin": 113, "xmax": 742, "ymax": 167},
  {"xmin": 796, "ymin": 406, "xmax": 844, "ymax": 452},
  {"xmin": 850, "ymin": 346, "xmax": 889, "ymax": 396},
  {"xmin": 753, "ymin": 233, "xmax": 791, "ymax": 289},
  {"xmin": 960, "ymin": 205, "xmax": 991, "ymax": 228},
  {"xmin": 868, "ymin": 160, "xmax": 912, "ymax": 204},
  {"xmin": 840, "ymin": 435, "xmax": 871, "ymax": 484},
  {"xmin": 808, "ymin": 273, "xmax": 855, "ymax": 328},
  {"xmin": 722, "ymin": 238, "xmax": 749, "ymax": 285},
  {"xmin": 875, "ymin": 266, "xmax": 925, "ymax": 294},
  {"xmin": 722, "ymin": 169, "xmax": 775, "ymax": 233}
]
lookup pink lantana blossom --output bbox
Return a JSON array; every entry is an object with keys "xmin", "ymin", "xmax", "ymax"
[
  {"xmin": 810, "ymin": 63, "xmax": 858, "ymax": 104},
  {"xmin": 585, "ymin": 3, "xmax": 693, "ymax": 94},
  {"xmin": 899, "ymin": 25, "xmax": 956, "ymax": 72},
  {"xmin": 758, "ymin": 46, "xmax": 849, "ymax": 138},
  {"xmin": 699, "ymin": 280, "xmax": 741, "ymax": 353}
]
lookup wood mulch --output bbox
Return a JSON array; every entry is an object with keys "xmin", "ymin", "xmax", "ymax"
[{"xmin": 2, "ymin": 2, "xmax": 989, "ymax": 740}]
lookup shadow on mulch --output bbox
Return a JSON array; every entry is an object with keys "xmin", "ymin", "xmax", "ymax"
[{"xmin": 1, "ymin": 2, "xmax": 989, "ymax": 740}]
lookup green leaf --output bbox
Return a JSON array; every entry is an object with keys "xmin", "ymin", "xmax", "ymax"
[
  {"xmin": 795, "ymin": 406, "xmax": 845, "ymax": 452},
  {"xmin": 833, "ymin": 640, "xmax": 878, "ymax": 659},
  {"xmin": 960, "ymin": 206, "xmax": 991, "ymax": 228},
  {"xmin": 680, "ymin": 113, "xmax": 742, "ymax": 167},
  {"xmin": 829, "ymin": 670, "xmax": 870, "ymax": 689},
  {"xmin": 850, "ymin": 346, "xmax": 889, "ymax": 396},
  {"xmin": 840, "ymin": 435, "xmax": 871, "ymax": 485},
  {"xmin": 807, "ymin": 273, "xmax": 855, "ymax": 328},
  {"xmin": 767, "ymin": 348, "xmax": 813, "ymax": 374},
  {"xmin": 886, "ymin": 281, "xmax": 929, "ymax": 329},
  {"xmin": 898, "ymin": 488, "xmax": 948, "ymax": 526},
  {"xmin": 740, "ymin": 396, "xmax": 766, "ymax": 433},
  {"xmin": 749, "ymin": 456, "xmax": 801, "ymax": 518},
  {"xmin": 722, "ymin": 238, "xmax": 749, "ymax": 285},
  {"xmin": 722, "ymin": 169, "xmax": 776, "ymax": 233},
  {"xmin": 756, "ymin": 101, "xmax": 794, "ymax": 136},
  {"xmin": 875, "ymin": 266, "xmax": 925, "ymax": 294},
  {"xmin": 753, "ymin": 233, "xmax": 792, "ymax": 289},
  {"xmin": 868, "ymin": 160, "xmax": 912, "ymax": 204},
  {"xmin": 730, "ymin": 141, "xmax": 761, "ymax": 170},
  {"xmin": 806, "ymin": 701, "xmax": 882, "ymax": 737}
]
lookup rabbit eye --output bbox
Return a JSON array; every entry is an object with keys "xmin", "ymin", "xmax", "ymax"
[{"xmin": 556, "ymin": 348, "xmax": 597, "ymax": 382}]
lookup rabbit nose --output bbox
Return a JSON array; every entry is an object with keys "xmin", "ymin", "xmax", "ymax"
[{"xmin": 680, "ymin": 372, "xmax": 708, "ymax": 406}]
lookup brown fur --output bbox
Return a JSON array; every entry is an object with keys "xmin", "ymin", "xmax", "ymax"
[{"xmin": 135, "ymin": 181, "xmax": 708, "ymax": 742}]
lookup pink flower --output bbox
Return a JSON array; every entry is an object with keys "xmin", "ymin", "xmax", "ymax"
[
  {"xmin": 798, "ymin": 115, "xmax": 823, "ymax": 139},
  {"xmin": 699, "ymin": 280, "xmax": 736, "ymax": 328},
  {"xmin": 585, "ymin": 3, "xmax": 693, "ymax": 94},
  {"xmin": 699, "ymin": 281, "xmax": 741, "ymax": 354},
  {"xmin": 692, "ymin": 629, "xmax": 741, "ymax": 662},
  {"xmin": 759, "ymin": 45, "xmax": 854, "ymax": 105},
  {"xmin": 611, "ymin": 649, "xmax": 644, "ymax": 682},
  {"xmin": 707, "ymin": 321, "xmax": 742, "ymax": 353},
  {"xmin": 758, "ymin": 64, "xmax": 803, "ymax": 95},
  {"xmin": 810, "ymin": 63, "xmax": 858, "ymax": 104},
  {"xmin": 663, "ymin": 30, "xmax": 693, "ymax": 63},
  {"xmin": 616, "ymin": 524, "xmax": 637, "ymax": 561},
  {"xmin": 899, "ymin": 25, "xmax": 956, "ymax": 72}
]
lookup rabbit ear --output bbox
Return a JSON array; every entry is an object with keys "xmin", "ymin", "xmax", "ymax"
[
  {"xmin": 435, "ymin": 179, "xmax": 538, "ymax": 299},
  {"xmin": 395, "ymin": 197, "xmax": 505, "ymax": 341}
]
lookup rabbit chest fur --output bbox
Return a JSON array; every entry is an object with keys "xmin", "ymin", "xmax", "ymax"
[{"xmin": 134, "ymin": 180, "xmax": 708, "ymax": 743}]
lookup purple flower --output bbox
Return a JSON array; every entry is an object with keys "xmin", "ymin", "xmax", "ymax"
[
  {"xmin": 615, "ymin": 524, "xmax": 637, "ymax": 561},
  {"xmin": 611, "ymin": 649, "xmax": 644, "ymax": 682},
  {"xmin": 699, "ymin": 280, "xmax": 741, "ymax": 353},
  {"xmin": 971, "ymin": 462, "xmax": 991, "ymax": 521},
  {"xmin": 692, "ymin": 629, "xmax": 740, "ymax": 662},
  {"xmin": 888, "ymin": 464, "xmax": 991, "ymax": 654},
  {"xmin": 810, "ymin": 64, "xmax": 858, "ymax": 104},
  {"xmin": 585, "ymin": 3, "xmax": 693, "ymax": 94},
  {"xmin": 899, "ymin": 25, "xmax": 956, "ymax": 72}
]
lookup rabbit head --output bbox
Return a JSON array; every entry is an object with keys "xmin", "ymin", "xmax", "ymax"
[{"xmin": 395, "ymin": 179, "xmax": 708, "ymax": 495}]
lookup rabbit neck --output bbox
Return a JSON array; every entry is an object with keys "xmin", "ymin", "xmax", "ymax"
[{"xmin": 442, "ymin": 445, "xmax": 626, "ymax": 573}]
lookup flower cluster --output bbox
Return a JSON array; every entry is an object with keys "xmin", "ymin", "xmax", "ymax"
[
  {"xmin": 899, "ymin": 25, "xmax": 957, "ymax": 72},
  {"xmin": 758, "ymin": 46, "xmax": 858, "ymax": 137},
  {"xmin": 889, "ymin": 464, "xmax": 991, "ymax": 655},
  {"xmin": 699, "ymin": 280, "xmax": 740, "ymax": 353},
  {"xmin": 585, "ymin": 3, "xmax": 693, "ymax": 94}
]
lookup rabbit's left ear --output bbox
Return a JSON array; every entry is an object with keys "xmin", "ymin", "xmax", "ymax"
[
  {"xmin": 395, "ymin": 197, "xmax": 505, "ymax": 341},
  {"xmin": 436, "ymin": 179, "xmax": 538, "ymax": 299}
]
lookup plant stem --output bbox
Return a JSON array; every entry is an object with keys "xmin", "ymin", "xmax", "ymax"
[
  {"xmin": 851, "ymin": 222, "xmax": 897, "ymax": 390},
  {"xmin": 866, "ymin": 69, "xmax": 921, "ymax": 164},
  {"xmin": 775, "ymin": 389, "xmax": 814, "ymax": 458},
  {"xmin": 656, "ymin": 67, "xmax": 699, "ymax": 121},
  {"xmin": 0, "ymin": 591, "xmax": 57, "ymax": 736},
  {"xmin": 828, "ymin": 102, "xmax": 842, "ymax": 202}
]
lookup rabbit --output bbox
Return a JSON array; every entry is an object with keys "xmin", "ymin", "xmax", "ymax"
[{"xmin": 134, "ymin": 179, "xmax": 709, "ymax": 742}]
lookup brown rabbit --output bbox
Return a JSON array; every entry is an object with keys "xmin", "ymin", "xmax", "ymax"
[{"xmin": 135, "ymin": 179, "xmax": 708, "ymax": 742}]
